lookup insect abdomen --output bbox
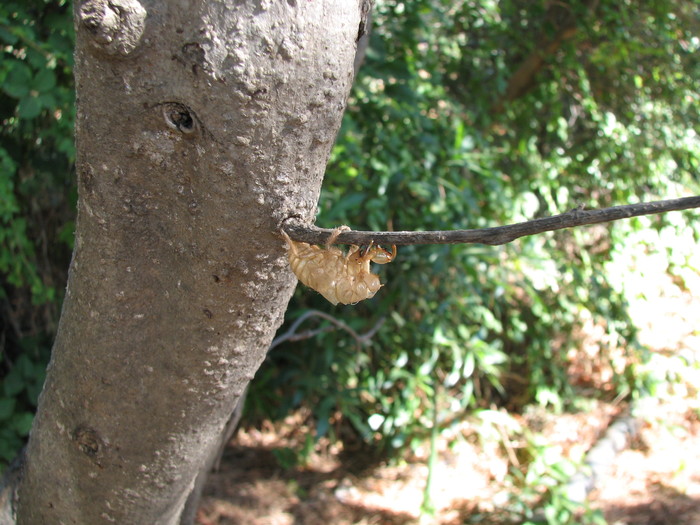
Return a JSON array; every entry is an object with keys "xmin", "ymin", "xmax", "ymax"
[{"xmin": 282, "ymin": 233, "xmax": 384, "ymax": 305}]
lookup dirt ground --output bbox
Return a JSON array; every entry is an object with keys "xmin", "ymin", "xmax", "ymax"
[
  {"xmin": 197, "ymin": 242, "xmax": 700, "ymax": 525},
  {"xmin": 196, "ymin": 399, "xmax": 700, "ymax": 525}
]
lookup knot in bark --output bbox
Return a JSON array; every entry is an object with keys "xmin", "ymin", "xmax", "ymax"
[{"xmin": 79, "ymin": 0, "xmax": 147, "ymax": 56}]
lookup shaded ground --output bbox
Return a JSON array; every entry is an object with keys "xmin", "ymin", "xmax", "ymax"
[
  {"xmin": 591, "ymin": 404, "xmax": 700, "ymax": 525},
  {"xmin": 197, "ymin": 397, "xmax": 700, "ymax": 525},
  {"xmin": 198, "ymin": 242, "xmax": 700, "ymax": 524}
]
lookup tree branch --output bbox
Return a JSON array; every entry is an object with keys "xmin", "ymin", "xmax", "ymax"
[
  {"xmin": 282, "ymin": 195, "xmax": 700, "ymax": 246},
  {"xmin": 269, "ymin": 310, "xmax": 385, "ymax": 350}
]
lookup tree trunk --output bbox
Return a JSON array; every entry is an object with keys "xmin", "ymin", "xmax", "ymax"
[{"xmin": 12, "ymin": 1, "xmax": 366, "ymax": 523}]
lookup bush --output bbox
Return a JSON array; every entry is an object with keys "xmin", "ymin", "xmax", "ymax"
[
  {"xmin": 254, "ymin": 0, "xmax": 700, "ymax": 454},
  {"xmin": 0, "ymin": 0, "xmax": 75, "ymax": 469}
]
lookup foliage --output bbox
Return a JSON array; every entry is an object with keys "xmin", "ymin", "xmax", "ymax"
[
  {"xmin": 2, "ymin": 3, "xmax": 700, "ymax": 519},
  {"xmin": 510, "ymin": 438, "xmax": 606, "ymax": 525},
  {"xmin": 252, "ymin": 0, "xmax": 700, "ymax": 504},
  {"xmin": 469, "ymin": 409, "xmax": 607, "ymax": 525},
  {"xmin": 0, "ymin": 0, "xmax": 74, "ymax": 468}
]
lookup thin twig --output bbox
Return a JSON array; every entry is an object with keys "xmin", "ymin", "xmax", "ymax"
[
  {"xmin": 282, "ymin": 195, "xmax": 700, "ymax": 246},
  {"xmin": 269, "ymin": 310, "xmax": 385, "ymax": 350}
]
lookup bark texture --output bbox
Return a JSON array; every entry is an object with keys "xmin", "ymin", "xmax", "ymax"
[{"xmin": 15, "ymin": 1, "xmax": 363, "ymax": 523}]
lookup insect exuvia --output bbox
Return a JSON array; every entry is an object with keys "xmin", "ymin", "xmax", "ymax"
[{"xmin": 281, "ymin": 230, "xmax": 396, "ymax": 305}]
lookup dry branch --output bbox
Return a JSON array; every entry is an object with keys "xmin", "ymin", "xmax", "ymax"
[
  {"xmin": 269, "ymin": 310, "xmax": 384, "ymax": 350},
  {"xmin": 282, "ymin": 195, "xmax": 700, "ymax": 247}
]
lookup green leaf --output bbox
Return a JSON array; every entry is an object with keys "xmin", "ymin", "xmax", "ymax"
[
  {"xmin": 15, "ymin": 354, "xmax": 34, "ymax": 379},
  {"xmin": 2, "ymin": 368, "xmax": 24, "ymax": 397},
  {"xmin": 18, "ymin": 95, "xmax": 42, "ymax": 119},
  {"xmin": 0, "ymin": 428, "xmax": 23, "ymax": 462},
  {"xmin": 0, "ymin": 26, "xmax": 18, "ymax": 45},
  {"xmin": 33, "ymin": 68, "xmax": 56, "ymax": 92},
  {"xmin": 11, "ymin": 412, "xmax": 35, "ymax": 436},
  {"xmin": 26, "ymin": 379, "xmax": 44, "ymax": 406},
  {"xmin": 2, "ymin": 62, "xmax": 32, "ymax": 98},
  {"xmin": 0, "ymin": 397, "xmax": 16, "ymax": 420},
  {"xmin": 37, "ymin": 92, "xmax": 57, "ymax": 110}
]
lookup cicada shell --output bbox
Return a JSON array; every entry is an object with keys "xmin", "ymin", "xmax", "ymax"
[{"xmin": 282, "ymin": 231, "xmax": 396, "ymax": 305}]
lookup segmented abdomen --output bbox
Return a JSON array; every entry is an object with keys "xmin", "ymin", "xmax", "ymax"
[{"xmin": 284, "ymin": 235, "xmax": 382, "ymax": 305}]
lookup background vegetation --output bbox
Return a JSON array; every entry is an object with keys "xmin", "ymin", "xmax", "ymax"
[
  {"xmin": 0, "ymin": 0, "xmax": 74, "ymax": 465},
  {"xmin": 1, "ymin": 0, "xmax": 699, "ymax": 522},
  {"xmin": 257, "ymin": 0, "xmax": 699, "ymax": 440}
]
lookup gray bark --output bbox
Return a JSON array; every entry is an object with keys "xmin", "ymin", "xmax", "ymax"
[{"xmin": 12, "ymin": 1, "xmax": 364, "ymax": 523}]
